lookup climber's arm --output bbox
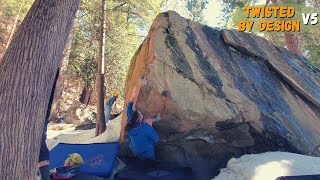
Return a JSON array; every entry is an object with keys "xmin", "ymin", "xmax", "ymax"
[
  {"xmin": 127, "ymin": 85, "xmax": 140, "ymax": 122},
  {"xmin": 129, "ymin": 86, "xmax": 139, "ymax": 106},
  {"xmin": 144, "ymin": 113, "xmax": 161, "ymax": 126},
  {"xmin": 130, "ymin": 78, "xmax": 146, "ymax": 110},
  {"xmin": 126, "ymin": 101, "xmax": 133, "ymax": 123},
  {"xmin": 127, "ymin": 78, "xmax": 147, "ymax": 121}
]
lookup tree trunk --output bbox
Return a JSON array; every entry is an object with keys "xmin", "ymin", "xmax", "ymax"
[
  {"xmin": 0, "ymin": 0, "xmax": 80, "ymax": 179},
  {"xmin": 50, "ymin": 10, "xmax": 79, "ymax": 121},
  {"xmin": 79, "ymin": 83, "xmax": 93, "ymax": 105},
  {"xmin": 284, "ymin": 34, "xmax": 301, "ymax": 54},
  {"xmin": 96, "ymin": 0, "xmax": 107, "ymax": 136},
  {"xmin": 5, "ymin": 0, "xmax": 27, "ymax": 50},
  {"xmin": 273, "ymin": 0, "xmax": 301, "ymax": 54}
]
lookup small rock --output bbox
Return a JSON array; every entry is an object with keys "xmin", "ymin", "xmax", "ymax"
[{"xmin": 75, "ymin": 123, "xmax": 96, "ymax": 130}]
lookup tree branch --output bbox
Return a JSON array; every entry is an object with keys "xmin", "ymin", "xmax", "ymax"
[{"xmin": 112, "ymin": 2, "xmax": 128, "ymax": 11}]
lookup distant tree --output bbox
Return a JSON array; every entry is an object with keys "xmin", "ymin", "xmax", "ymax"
[
  {"xmin": 274, "ymin": 0, "xmax": 302, "ymax": 54},
  {"xmin": 300, "ymin": 0, "xmax": 320, "ymax": 67},
  {"xmin": 96, "ymin": 0, "xmax": 107, "ymax": 136},
  {"xmin": 69, "ymin": 55, "xmax": 97, "ymax": 105},
  {"xmin": 67, "ymin": 0, "xmax": 99, "ymax": 107},
  {"xmin": 51, "ymin": 10, "xmax": 80, "ymax": 121},
  {"xmin": 284, "ymin": 33, "xmax": 301, "ymax": 54},
  {"xmin": 67, "ymin": 0, "xmax": 164, "ymax": 108},
  {"xmin": 308, "ymin": 0, "xmax": 319, "ymax": 7},
  {"xmin": 186, "ymin": 0, "xmax": 208, "ymax": 23},
  {"xmin": 0, "ymin": 0, "xmax": 80, "ymax": 179},
  {"xmin": 0, "ymin": 0, "xmax": 33, "ymax": 58},
  {"xmin": 219, "ymin": 0, "xmax": 256, "ymax": 27},
  {"xmin": 227, "ymin": 0, "xmax": 305, "ymax": 55},
  {"xmin": 5, "ymin": 0, "xmax": 27, "ymax": 50}
]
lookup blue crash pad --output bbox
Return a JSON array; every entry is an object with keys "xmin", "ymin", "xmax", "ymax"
[{"xmin": 50, "ymin": 143, "xmax": 119, "ymax": 177}]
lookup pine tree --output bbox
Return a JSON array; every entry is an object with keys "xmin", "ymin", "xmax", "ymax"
[{"xmin": 0, "ymin": 0, "xmax": 80, "ymax": 179}]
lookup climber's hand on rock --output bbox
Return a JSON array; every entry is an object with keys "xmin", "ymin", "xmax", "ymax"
[
  {"xmin": 139, "ymin": 76, "xmax": 148, "ymax": 87},
  {"xmin": 141, "ymin": 78, "xmax": 148, "ymax": 86},
  {"xmin": 130, "ymin": 86, "xmax": 140, "ymax": 103},
  {"xmin": 132, "ymin": 86, "xmax": 139, "ymax": 98},
  {"xmin": 153, "ymin": 113, "xmax": 161, "ymax": 122},
  {"xmin": 145, "ymin": 118, "xmax": 153, "ymax": 126}
]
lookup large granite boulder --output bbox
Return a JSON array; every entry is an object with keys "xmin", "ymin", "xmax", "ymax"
[{"xmin": 120, "ymin": 11, "xmax": 320, "ymax": 179}]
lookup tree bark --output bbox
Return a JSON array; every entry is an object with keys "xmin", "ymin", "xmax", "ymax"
[
  {"xmin": 272, "ymin": 0, "xmax": 301, "ymax": 54},
  {"xmin": 79, "ymin": 83, "xmax": 93, "ymax": 105},
  {"xmin": 50, "ymin": 10, "xmax": 79, "ymax": 121},
  {"xmin": 284, "ymin": 34, "xmax": 301, "ymax": 54},
  {"xmin": 96, "ymin": 0, "xmax": 107, "ymax": 136},
  {"xmin": 0, "ymin": 0, "xmax": 80, "ymax": 179}
]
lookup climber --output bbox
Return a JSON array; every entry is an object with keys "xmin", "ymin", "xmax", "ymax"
[
  {"xmin": 105, "ymin": 90, "xmax": 119, "ymax": 122},
  {"xmin": 38, "ymin": 69, "xmax": 59, "ymax": 180},
  {"xmin": 125, "ymin": 79, "xmax": 161, "ymax": 160}
]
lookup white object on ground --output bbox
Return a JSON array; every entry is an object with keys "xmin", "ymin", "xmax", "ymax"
[{"xmin": 214, "ymin": 152, "xmax": 320, "ymax": 180}]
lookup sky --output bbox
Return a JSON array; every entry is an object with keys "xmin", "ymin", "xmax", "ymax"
[
  {"xmin": 203, "ymin": 0, "xmax": 224, "ymax": 27},
  {"xmin": 162, "ymin": 0, "xmax": 225, "ymax": 27},
  {"xmin": 135, "ymin": 0, "xmax": 267, "ymax": 40},
  {"xmin": 162, "ymin": 0, "xmax": 266, "ymax": 28}
]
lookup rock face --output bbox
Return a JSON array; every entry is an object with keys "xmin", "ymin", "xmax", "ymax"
[
  {"xmin": 61, "ymin": 102, "xmax": 96, "ymax": 125},
  {"xmin": 121, "ymin": 11, "xmax": 320, "ymax": 179}
]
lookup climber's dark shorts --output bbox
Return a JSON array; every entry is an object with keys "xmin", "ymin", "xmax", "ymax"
[{"xmin": 38, "ymin": 118, "xmax": 49, "ymax": 162}]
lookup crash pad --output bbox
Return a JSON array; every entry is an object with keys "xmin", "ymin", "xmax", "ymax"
[
  {"xmin": 114, "ymin": 159, "xmax": 195, "ymax": 180},
  {"xmin": 50, "ymin": 143, "xmax": 119, "ymax": 177}
]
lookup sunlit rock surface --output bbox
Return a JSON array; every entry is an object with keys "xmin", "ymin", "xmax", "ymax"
[{"xmin": 120, "ymin": 11, "xmax": 320, "ymax": 180}]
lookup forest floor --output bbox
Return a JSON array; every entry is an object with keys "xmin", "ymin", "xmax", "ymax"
[
  {"xmin": 46, "ymin": 116, "xmax": 121, "ymax": 150},
  {"xmin": 46, "ymin": 116, "xmax": 320, "ymax": 180}
]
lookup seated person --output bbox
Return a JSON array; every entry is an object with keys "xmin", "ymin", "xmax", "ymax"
[{"xmin": 125, "ymin": 81, "xmax": 161, "ymax": 160}]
